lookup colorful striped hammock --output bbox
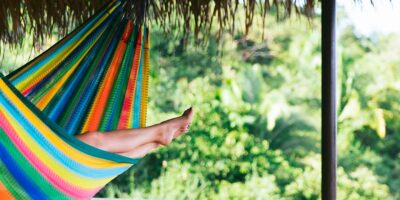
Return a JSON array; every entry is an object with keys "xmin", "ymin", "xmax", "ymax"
[{"xmin": 0, "ymin": 0, "xmax": 150, "ymax": 199}]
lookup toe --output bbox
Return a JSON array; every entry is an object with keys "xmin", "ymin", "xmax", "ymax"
[{"xmin": 183, "ymin": 107, "xmax": 193, "ymax": 118}]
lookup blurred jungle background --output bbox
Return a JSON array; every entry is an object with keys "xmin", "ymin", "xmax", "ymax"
[{"xmin": 1, "ymin": 2, "xmax": 399, "ymax": 200}]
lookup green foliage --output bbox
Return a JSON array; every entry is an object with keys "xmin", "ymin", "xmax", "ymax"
[
  {"xmin": 1, "ymin": 7, "xmax": 399, "ymax": 200},
  {"xmin": 97, "ymin": 11, "xmax": 398, "ymax": 199}
]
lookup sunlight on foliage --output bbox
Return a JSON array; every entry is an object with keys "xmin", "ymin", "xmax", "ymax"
[{"xmin": 1, "ymin": 5, "xmax": 399, "ymax": 200}]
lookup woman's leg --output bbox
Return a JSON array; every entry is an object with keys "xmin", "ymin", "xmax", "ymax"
[
  {"xmin": 76, "ymin": 107, "xmax": 193, "ymax": 153},
  {"xmin": 118, "ymin": 142, "xmax": 160, "ymax": 158}
]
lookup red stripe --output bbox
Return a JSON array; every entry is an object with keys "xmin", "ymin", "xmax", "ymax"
[{"xmin": 117, "ymin": 27, "xmax": 142, "ymax": 129}]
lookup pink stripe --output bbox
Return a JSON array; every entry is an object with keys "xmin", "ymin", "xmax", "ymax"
[
  {"xmin": 0, "ymin": 112, "xmax": 102, "ymax": 199},
  {"xmin": 117, "ymin": 29, "xmax": 143, "ymax": 129}
]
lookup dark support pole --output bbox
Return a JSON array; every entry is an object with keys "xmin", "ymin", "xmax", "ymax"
[{"xmin": 321, "ymin": 0, "xmax": 336, "ymax": 199}]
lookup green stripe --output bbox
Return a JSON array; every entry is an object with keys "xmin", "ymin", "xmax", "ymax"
[
  {"xmin": 99, "ymin": 25, "xmax": 139, "ymax": 131},
  {"xmin": 0, "ymin": 129, "xmax": 67, "ymax": 199},
  {"xmin": 6, "ymin": 0, "xmax": 117, "ymax": 81},
  {"xmin": 77, "ymin": 20, "xmax": 130, "ymax": 133},
  {"xmin": 28, "ymin": 29, "xmax": 102, "ymax": 106},
  {"xmin": 1, "ymin": 75, "xmax": 138, "ymax": 163},
  {"xmin": 42, "ymin": 30, "xmax": 106, "ymax": 115},
  {"xmin": 58, "ymin": 18, "xmax": 121, "ymax": 128},
  {"xmin": 0, "ymin": 155, "xmax": 30, "ymax": 199},
  {"xmin": 112, "ymin": 26, "xmax": 141, "ymax": 130}
]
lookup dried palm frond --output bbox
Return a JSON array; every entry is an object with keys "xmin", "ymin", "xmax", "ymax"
[{"xmin": 0, "ymin": 0, "xmax": 319, "ymax": 46}]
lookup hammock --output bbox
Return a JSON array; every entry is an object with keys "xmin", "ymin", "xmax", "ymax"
[{"xmin": 0, "ymin": 0, "xmax": 150, "ymax": 199}]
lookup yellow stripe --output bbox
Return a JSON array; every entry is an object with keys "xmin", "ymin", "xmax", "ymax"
[
  {"xmin": 80, "ymin": 71, "xmax": 107, "ymax": 133},
  {"xmin": 1, "ymin": 80, "xmax": 131, "ymax": 169},
  {"xmin": 80, "ymin": 41, "xmax": 115, "ymax": 133},
  {"xmin": 9, "ymin": 0, "xmax": 119, "ymax": 82},
  {"xmin": 140, "ymin": 32, "xmax": 150, "ymax": 128},
  {"xmin": 36, "ymin": 30, "xmax": 105, "ymax": 110},
  {"xmin": 15, "ymin": 3, "xmax": 120, "ymax": 92},
  {"xmin": 1, "ymin": 109, "xmax": 113, "ymax": 189}
]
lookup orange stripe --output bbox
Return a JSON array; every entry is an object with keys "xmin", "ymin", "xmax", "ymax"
[
  {"xmin": 84, "ymin": 22, "xmax": 134, "ymax": 132},
  {"xmin": 0, "ymin": 182, "xmax": 14, "ymax": 200},
  {"xmin": 117, "ymin": 27, "xmax": 142, "ymax": 129},
  {"xmin": 34, "ymin": 29, "xmax": 106, "ymax": 110}
]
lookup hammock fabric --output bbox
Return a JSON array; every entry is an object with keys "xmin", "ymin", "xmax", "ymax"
[{"xmin": 0, "ymin": 0, "xmax": 150, "ymax": 199}]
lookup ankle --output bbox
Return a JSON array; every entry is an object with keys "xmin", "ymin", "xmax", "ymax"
[{"xmin": 157, "ymin": 125, "xmax": 173, "ymax": 145}]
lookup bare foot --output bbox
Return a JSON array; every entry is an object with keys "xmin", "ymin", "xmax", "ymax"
[{"xmin": 157, "ymin": 107, "xmax": 194, "ymax": 145}]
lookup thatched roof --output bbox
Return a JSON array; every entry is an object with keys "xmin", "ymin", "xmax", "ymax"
[{"xmin": 1, "ymin": 0, "xmax": 318, "ymax": 46}]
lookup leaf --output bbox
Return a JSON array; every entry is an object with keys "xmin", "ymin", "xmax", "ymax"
[
  {"xmin": 338, "ymin": 92, "xmax": 360, "ymax": 122},
  {"xmin": 368, "ymin": 108, "xmax": 386, "ymax": 139},
  {"xmin": 374, "ymin": 108, "xmax": 386, "ymax": 139}
]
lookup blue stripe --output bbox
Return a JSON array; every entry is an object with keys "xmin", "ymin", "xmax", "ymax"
[
  {"xmin": 11, "ymin": 2, "xmax": 122, "ymax": 86},
  {"xmin": 47, "ymin": 17, "xmax": 118, "ymax": 124},
  {"xmin": 0, "ymin": 91, "xmax": 132, "ymax": 178},
  {"xmin": 104, "ymin": 26, "xmax": 138, "ymax": 131},
  {"xmin": 0, "ymin": 140, "xmax": 47, "ymax": 199},
  {"xmin": 25, "ymin": 11, "xmax": 119, "ymax": 102},
  {"xmin": 66, "ymin": 20, "xmax": 128, "ymax": 134},
  {"xmin": 132, "ymin": 30, "xmax": 146, "ymax": 128}
]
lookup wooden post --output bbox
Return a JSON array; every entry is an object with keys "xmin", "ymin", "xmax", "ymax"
[{"xmin": 321, "ymin": 0, "xmax": 337, "ymax": 199}]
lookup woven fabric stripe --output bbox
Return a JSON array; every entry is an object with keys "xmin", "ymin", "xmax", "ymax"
[{"xmin": 0, "ymin": 0, "xmax": 150, "ymax": 197}]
